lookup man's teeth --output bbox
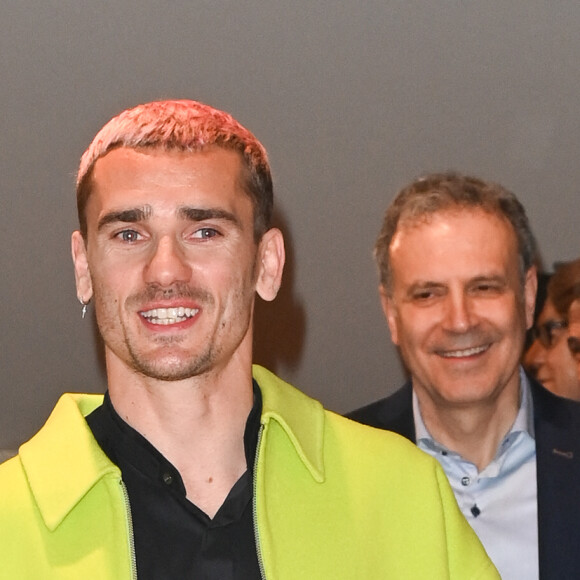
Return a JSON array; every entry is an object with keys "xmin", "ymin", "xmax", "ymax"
[
  {"xmin": 440, "ymin": 345, "xmax": 488, "ymax": 358},
  {"xmin": 141, "ymin": 307, "xmax": 198, "ymax": 325}
]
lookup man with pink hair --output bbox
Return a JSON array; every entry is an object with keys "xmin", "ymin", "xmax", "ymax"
[{"xmin": 0, "ymin": 101, "xmax": 496, "ymax": 579}]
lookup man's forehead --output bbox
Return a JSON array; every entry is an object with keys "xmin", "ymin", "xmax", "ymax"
[
  {"xmin": 85, "ymin": 146, "xmax": 252, "ymax": 227},
  {"xmin": 93, "ymin": 145, "xmax": 242, "ymax": 174},
  {"xmin": 391, "ymin": 208, "xmax": 515, "ymax": 250},
  {"xmin": 88, "ymin": 146, "xmax": 246, "ymax": 200},
  {"xmin": 387, "ymin": 207, "xmax": 520, "ymax": 288},
  {"xmin": 569, "ymin": 300, "xmax": 580, "ymax": 324}
]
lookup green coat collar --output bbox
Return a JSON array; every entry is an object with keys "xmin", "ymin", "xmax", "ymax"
[
  {"xmin": 19, "ymin": 366, "xmax": 326, "ymax": 531},
  {"xmin": 19, "ymin": 392, "xmax": 118, "ymax": 531},
  {"xmin": 252, "ymin": 365, "xmax": 325, "ymax": 483}
]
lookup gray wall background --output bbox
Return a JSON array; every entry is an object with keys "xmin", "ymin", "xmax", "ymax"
[{"xmin": 1, "ymin": 1, "xmax": 579, "ymax": 450}]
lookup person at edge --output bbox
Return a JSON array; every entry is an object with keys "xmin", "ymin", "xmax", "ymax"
[
  {"xmin": 0, "ymin": 103, "xmax": 497, "ymax": 579},
  {"xmin": 348, "ymin": 172, "xmax": 580, "ymax": 580},
  {"xmin": 567, "ymin": 298, "xmax": 580, "ymax": 378},
  {"xmin": 524, "ymin": 259, "xmax": 580, "ymax": 401},
  {"xmin": 553, "ymin": 258, "xmax": 580, "ymax": 383}
]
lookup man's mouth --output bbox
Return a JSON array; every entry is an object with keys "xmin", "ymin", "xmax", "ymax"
[
  {"xmin": 140, "ymin": 307, "xmax": 199, "ymax": 325},
  {"xmin": 438, "ymin": 344, "xmax": 490, "ymax": 358}
]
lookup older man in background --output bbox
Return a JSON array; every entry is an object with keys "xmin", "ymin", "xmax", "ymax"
[{"xmin": 349, "ymin": 172, "xmax": 580, "ymax": 580}]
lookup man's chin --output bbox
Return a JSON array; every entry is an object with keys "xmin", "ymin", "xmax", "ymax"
[
  {"xmin": 426, "ymin": 379, "xmax": 496, "ymax": 407},
  {"xmin": 130, "ymin": 353, "xmax": 212, "ymax": 382}
]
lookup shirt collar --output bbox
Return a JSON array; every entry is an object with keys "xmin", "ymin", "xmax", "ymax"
[
  {"xmin": 414, "ymin": 366, "xmax": 535, "ymax": 452},
  {"xmin": 86, "ymin": 382, "xmax": 263, "ymax": 489}
]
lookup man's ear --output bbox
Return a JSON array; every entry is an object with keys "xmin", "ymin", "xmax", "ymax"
[
  {"xmin": 523, "ymin": 265, "xmax": 538, "ymax": 330},
  {"xmin": 255, "ymin": 228, "xmax": 285, "ymax": 302},
  {"xmin": 379, "ymin": 284, "xmax": 400, "ymax": 345},
  {"xmin": 71, "ymin": 231, "xmax": 93, "ymax": 303}
]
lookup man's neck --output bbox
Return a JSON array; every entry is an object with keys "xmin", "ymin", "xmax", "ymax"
[
  {"xmin": 107, "ymin": 358, "xmax": 255, "ymax": 518},
  {"xmin": 415, "ymin": 378, "xmax": 521, "ymax": 471}
]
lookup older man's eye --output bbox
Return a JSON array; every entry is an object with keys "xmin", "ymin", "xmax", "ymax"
[
  {"xmin": 413, "ymin": 285, "xmax": 445, "ymax": 299},
  {"xmin": 476, "ymin": 284, "xmax": 499, "ymax": 293},
  {"xmin": 414, "ymin": 291, "xmax": 433, "ymax": 300}
]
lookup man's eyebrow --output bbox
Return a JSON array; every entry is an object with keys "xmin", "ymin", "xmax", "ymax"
[
  {"xmin": 406, "ymin": 281, "xmax": 445, "ymax": 292},
  {"xmin": 178, "ymin": 206, "xmax": 241, "ymax": 228},
  {"xmin": 469, "ymin": 275, "xmax": 507, "ymax": 286},
  {"xmin": 96, "ymin": 206, "xmax": 242, "ymax": 232},
  {"xmin": 97, "ymin": 207, "xmax": 151, "ymax": 231}
]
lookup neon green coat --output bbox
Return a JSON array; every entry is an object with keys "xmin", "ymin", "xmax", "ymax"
[{"xmin": 0, "ymin": 366, "xmax": 498, "ymax": 579}]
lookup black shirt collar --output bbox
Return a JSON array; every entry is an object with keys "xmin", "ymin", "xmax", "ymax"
[{"xmin": 87, "ymin": 380, "xmax": 263, "ymax": 491}]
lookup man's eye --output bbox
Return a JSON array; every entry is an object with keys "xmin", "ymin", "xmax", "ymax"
[
  {"xmin": 412, "ymin": 291, "xmax": 435, "ymax": 301},
  {"xmin": 192, "ymin": 228, "xmax": 219, "ymax": 239},
  {"xmin": 116, "ymin": 230, "xmax": 141, "ymax": 243},
  {"xmin": 473, "ymin": 283, "xmax": 501, "ymax": 294}
]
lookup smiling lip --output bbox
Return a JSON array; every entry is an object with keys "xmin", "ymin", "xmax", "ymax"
[
  {"xmin": 140, "ymin": 306, "xmax": 199, "ymax": 326},
  {"xmin": 437, "ymin": 344, "xmax": 490, "ymax": 358}
]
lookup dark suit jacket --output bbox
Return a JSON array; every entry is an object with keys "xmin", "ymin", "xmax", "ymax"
[{"xmin": 347, "ymin": 376, "xmax": 580, "ymax": 580}]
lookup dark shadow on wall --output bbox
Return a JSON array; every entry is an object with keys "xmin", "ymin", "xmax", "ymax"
[{"xmin": 253, "ymin": 209, "xmax": 306, "ymax": 373}]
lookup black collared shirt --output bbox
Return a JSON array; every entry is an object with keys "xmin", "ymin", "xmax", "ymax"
[{"xmin": 86, "ymin": 384, "xmax": 263, "ymax": 580}]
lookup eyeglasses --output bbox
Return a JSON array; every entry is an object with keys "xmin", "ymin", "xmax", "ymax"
[
  {"xmin": 567, "ymin": 335, "xmax": 580, "ymax": 361},
  {"xmin": 531, "ymin": 319, "xmax": 568, "ymax": 349}
]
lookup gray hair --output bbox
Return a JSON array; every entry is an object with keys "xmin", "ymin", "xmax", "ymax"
[{"xmin": 375, "ymin": 171, "xmax": 538, "ymax": 293}]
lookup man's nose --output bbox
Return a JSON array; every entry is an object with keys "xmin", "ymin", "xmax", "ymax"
[
  {"xmin": 143, "ymin": 235, "xmax": 192, "ymax": 287},
  {"xmin": 443, "ymin": 292, "xmax": 475, "ymax": 333}
]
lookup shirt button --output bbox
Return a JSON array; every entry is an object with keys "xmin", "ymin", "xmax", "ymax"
[
  {"xmin": 162, "ymin": 472, "xmax": 173, "ymax": 485},
  {"xmin": 461, "ymin": 476, "xmax": 471, "ymax": 486}
]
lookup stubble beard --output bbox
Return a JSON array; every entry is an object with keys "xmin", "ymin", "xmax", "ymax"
[
  {"xmin": 124, "ymin": 283, "xmax": 220, "ymax": 382},
  {"xmin": 94, "ymin": 282, "xmax": 218, "ymax": 382},
  {"xmin": 121, "ymin": 278, "xmax": 256, "ymax": 383},
  {"xmin": 126, "ymin": 334, "xmax": 218, "ymax": 382},
  {"xmin": 96, "ymin": 251, "xmax": 260, "ymax": 383}
]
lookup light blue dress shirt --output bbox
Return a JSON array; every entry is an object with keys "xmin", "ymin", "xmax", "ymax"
[{"xmin": 414, "ymin": 369, "xmax": 538, "ymax": 580}]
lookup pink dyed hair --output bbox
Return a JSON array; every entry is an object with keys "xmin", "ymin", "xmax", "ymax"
[{"xmin": 76, "ymin": 99, "xmax": 273, "ymax": 241}]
